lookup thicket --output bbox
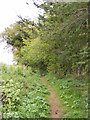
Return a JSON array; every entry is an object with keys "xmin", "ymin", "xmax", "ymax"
[
  {"xmin": 0, "ymin": 1, "xmax": 89, "ymax": 77},
  {"xmin": 0, "ymin": 64, "xmax": 50, "ymax": 118}
]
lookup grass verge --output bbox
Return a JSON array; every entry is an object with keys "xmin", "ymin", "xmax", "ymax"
[{"xmin": 45, "ymin": 73, "xmax": 88, "ymax": 118}]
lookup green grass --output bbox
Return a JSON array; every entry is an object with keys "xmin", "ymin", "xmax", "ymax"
[
  {"xmin": 45, "ymin": 73, "xmax": 88, "ymax": 118},
  {"xmin": 0, "ymin": 63, "xmax": 88, "ymax": 118},
  {"xmin": 0, "ymin": 64, "xmax": 50, "ymax": 118}
]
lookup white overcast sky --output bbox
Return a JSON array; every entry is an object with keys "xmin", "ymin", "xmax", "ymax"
[{"xmin": 0, "ymin": 0, "xmax": 39, "ymax": 65}]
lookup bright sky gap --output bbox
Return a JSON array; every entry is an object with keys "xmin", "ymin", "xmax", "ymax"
[{"xmin": 0, "ymin": 0, "xmax": 39, "ymax": 65}]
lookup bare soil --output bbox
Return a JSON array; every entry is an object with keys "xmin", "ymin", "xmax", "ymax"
[{"xmin": 41, "ymin": 75, "xmax": 62, "ymax": 118}]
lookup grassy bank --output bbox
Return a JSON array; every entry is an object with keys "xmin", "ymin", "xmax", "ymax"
[
  {"xmin": 45, "ymin": 73, "xmax": 88, "ymax": 118},
  {"xmin": 0, "ymin": 63, "xmax": 88, "ymax": 118},
  {"xmin": 0, "ymin": 64, "xmax": 50, "ymax": 118}
]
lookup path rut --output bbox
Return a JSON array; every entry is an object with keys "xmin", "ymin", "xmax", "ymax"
[{"xmin": 41, "ymin": 75, "xmax": 62, "ymax": 118}]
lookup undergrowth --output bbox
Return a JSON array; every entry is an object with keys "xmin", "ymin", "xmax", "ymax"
[
  {"xmin": 0, "ymin": 64, "xmax": 50, "ymax": 118},
  {"xmin": 45, "ymin": 73, "xmax": 88, "ymax": 118},
  {"xmin": 0, "ymin": 63, "xmax": 88, "ymax": 119}
]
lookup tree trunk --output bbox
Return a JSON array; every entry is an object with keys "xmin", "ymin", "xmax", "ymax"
[{"xmin": 77, "ymin": 66, "xmax": 82, "ymax": 76}]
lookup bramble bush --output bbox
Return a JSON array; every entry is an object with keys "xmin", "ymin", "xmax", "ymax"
[{"xmin": 0, "ymin": 64, "xmax": 50, "ymax": 118}]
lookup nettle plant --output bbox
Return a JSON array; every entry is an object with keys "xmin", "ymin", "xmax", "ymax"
[{"xmin": 1, "ymin": 79, "xmax": 21, "ymax": 113}]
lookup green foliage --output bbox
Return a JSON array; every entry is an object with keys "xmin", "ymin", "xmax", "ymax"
[
  {"xmin": 45, "ymin": 73, "xmax": 88, "ymax": 118},
  {"xmin": 38, "ymin": 2, "xmax": 88, "ymax": 74},
  {"xmin": 0, "ymin": 18, "xmax": 39, "ymax": 63},
  {"xmin": 0, "ymin": 1, "xmax": 88, "ymax": 119},
  {"xmin": 0, "ymin": 2, "xmax": 88, "ymax": 75},
  {"xmin": 0, "ymin": 64, "xmax": 50, "ymax": 118},
  {"xmin": 20, "ymin": 2, "xmax": 88, "ymax": 75}
]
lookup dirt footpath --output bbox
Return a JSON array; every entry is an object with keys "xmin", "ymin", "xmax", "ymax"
[{"xmin": 41, "ymin": 76, "xmax": 62, "ymax": 118}]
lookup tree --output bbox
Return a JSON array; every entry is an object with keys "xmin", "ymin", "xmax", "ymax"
[
  {"xmin": 0, "ymin": 1, "xmax": 88, "ymax": 76},
  {"xmin": 36, "ymin": 2, "xmax": 88, "ymax": 75},
  {"xmin": 1, "ymin": 18, "xmax": 39, "ymax": 63}
]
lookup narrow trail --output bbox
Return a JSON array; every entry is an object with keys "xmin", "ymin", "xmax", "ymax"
[{"xmin": 41, "ymin": 75, "xmax": 62, "ymax": 118}]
